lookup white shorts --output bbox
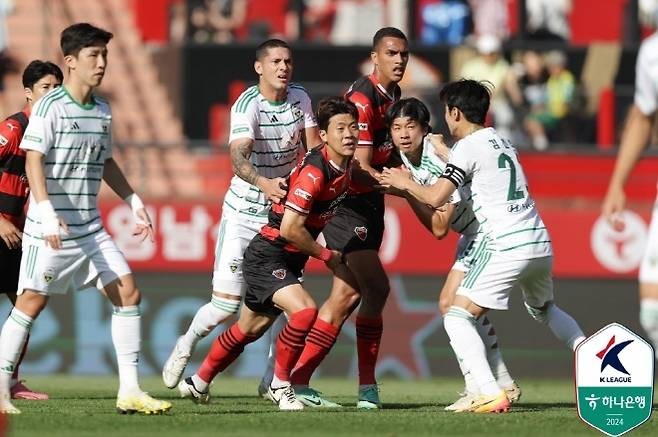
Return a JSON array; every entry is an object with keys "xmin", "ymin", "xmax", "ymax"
[
  {"xmin": 640, "ymin": 204, "xmax": 658, "ymax": 283},
  {"xmin": 18, "ymin": 229, "xmax": 132, "ymax": 296},
  {"xmin": 212, "ymin": 212, "xmax": 266, "ymax": 296},
  {"xmin": 452, "ymin": 232, "xmax": 480, "ymax": 273},
  {"xmin": 456, "ymin": 249, "xmax": 554, "ymax": 311}
]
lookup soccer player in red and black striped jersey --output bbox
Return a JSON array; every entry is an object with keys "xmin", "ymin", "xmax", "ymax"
[
  {"xmin": 177, "ymin": 97, "xmax": 358, "ymax": 410},
  {"xmin": 0, "ymin": 60, "xmax": 62, "ymax": 400},
  {"xmin": 290, "ymin": 27, "xmax": 409, "ymax": 409}
]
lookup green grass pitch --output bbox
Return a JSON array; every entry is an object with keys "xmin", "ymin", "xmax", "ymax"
[{"xmin": 6, "ymin": 376, "xmax": 657, "ymax": 437}]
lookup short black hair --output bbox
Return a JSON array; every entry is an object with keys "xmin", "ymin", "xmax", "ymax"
[
  {"xmin": 255, "ymin": 39, "xmax": 291, "ymax": 61},
  {"xmin": 373, "ymin": 27, "xmax": 407, "ymax": 50},
  {"xmin": 439, "ymin": 79, "xmax": 492, "ymax": 125},
  {"xmin": 61, "ymin": 23, "xmax": 113, "ymax": 57},
  {"xmin": 316, "ymin": 97, "xmax": 358, "ymax": 131},
  {"xmin": 22, "ymin": 60, "xmax": 63, "ymax": 89},
  {"xmin": 386, "ymin": 97, "xmax": 431, "ymax": 130}
]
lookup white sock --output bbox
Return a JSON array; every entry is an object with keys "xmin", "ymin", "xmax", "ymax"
[
  {"xmin": 180, "ymin": 297, "xmax": 241, "ymax": 352},
  {"xmin": 191, "ymin": 374, "xmax": 209, "ymax": 392},
  {"xmin": 444, "ymin": 307, "xmax": 500, "ymax": 396},
  {"xmin": 271, "ymin": 374, "xmax": 289, "ymax": 389},
  {"xmin": 639, "ymin": 298, "xmax": 658, "ymax": 359},
  {"xmin": 546, "ymin": 304, "xmax": 585, "ymax": 350},
  {"xmin": 476, "ymin": 316, "xmax": 515, "ymax": 388},
  {"xmin": 262, "ymin": 314, "xmax": 286, "ymax": 387},
  {"xmin": 0, "ymin": 309, "xmax": 32, "ymax": 398},
  {"xmin": 112, "ymin": 306, "xmax": 142, "ymax": 397},
  {"xmin": 453, "ymin": 343, "xmax": 480, "ymax": 395}
]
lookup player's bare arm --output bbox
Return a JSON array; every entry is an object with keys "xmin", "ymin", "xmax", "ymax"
[
  {"xmin": 428, "ymin": 133, "xmax": 451, "ymax": 162},
  {"xmin": 381, "ymin": 166, "xmax": 457, "ymax": 208},
  {"xmin": 0, "ymin": 215, "xmax": 22, "ymax": 249},
  {"xmin": 102, "ymin": 157, "xmax": 153, "ymax": 242},
  {"xmin": 25, "ymin": 150, "xmax": 67, "ymax": 249},
  {"xmin": 406, "ymin": 196, "xmax": 454, "ymax": 239},
  {"xmin": 303, "ymin": 126, "xmax": 322, "ymax": 150},
  {"xmin": 230, "ymin": 137, "xmax": 287, "ymax": 203},
  {"xmin": 279, "ymin": 208, "xmax": 341, "ymax": 270},
  {"xmin": 602, "ymin": 105, "xmax": 654, "ymax": 226}
]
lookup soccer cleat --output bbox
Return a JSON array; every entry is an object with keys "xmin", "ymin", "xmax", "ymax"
[
  {"xmin": 0, "ymin": 393, "xmax": 20, "ymax": 414},
  {"xmin": 294, "ymin": 386, "xmax": 342, "ymax": 408},
  {"xmin": 162, "ymin": 336, "xmax": 192, "ymax": 389},
  {"xmin": 357, "ymin": 384, "xmax": 382, "ymax": 410},
  {"xmin": 267, "ymin": 384, "xmax": 304, "ymax": 411},
  {"xmin": 116, "ymin": 392, "xmax": 172, "ymax": 415},
  {"xmin": 468, "ymin": 391, "xmax": 511, "ymax": 413},
  {"xmin": 257, "ymin": 380, "xmax": 269, "ymax": 399},
  {"xmin": 504, "ymin": 381, "xmax": 522, "ymax": 403},
  {"xmin": 11, "ymin": 380, "xmax": 49, "ymax": 400},
  {"xmin": 178, "ymin": 377, "xmax": 210, "ymax": 404},
  {"xmin": 445, "ymin": 392, "xmax": 479, "ymax": 412}
]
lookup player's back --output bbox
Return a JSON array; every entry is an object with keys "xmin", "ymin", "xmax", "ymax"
[
  {"xmin": 21, "ymin": 87, "xmax": 112, "ymax": 240},
  {"xmin": 451, "ymin": 127, "xmax": 551, "ymax": 258}
]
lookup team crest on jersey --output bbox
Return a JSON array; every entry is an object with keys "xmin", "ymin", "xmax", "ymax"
[
  {"xmin": 354, "ymin": 226, "xmax": 368, "ymax": 241},
  {"xmin": 272, "ymin": 269, "xmax": 287, "ymax": 280},
  {"xmin": 229, "ymin": 261, "xmax": 239, "ymax": 273},
  {"xmin": 43, "ymin": 268, "xmax": 55, "ymax": 284},
  {"xmin": 0, "ymin": 134, "xmax": 7, "ymax": 147}
]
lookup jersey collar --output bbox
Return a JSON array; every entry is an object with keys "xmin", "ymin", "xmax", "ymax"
[{"xmin": 368, "ymin": 74, "xmax": 398, "ymax": 102}]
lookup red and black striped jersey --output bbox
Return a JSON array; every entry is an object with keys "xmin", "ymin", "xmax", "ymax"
[
  {"xmin": 0, "ymin": 109, "xmax": 30, "ymax": 228},
  {"xmin": 261, "ymin": 145, "xmax": 352, "ymax": 252},
  {"xmin": 345, "ymin": 74, "xmax": 400, "ymax": 194}
]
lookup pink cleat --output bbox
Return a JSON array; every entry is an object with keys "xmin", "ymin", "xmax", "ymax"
[{"xmin": 11, "ymin": 381, "xmax": 49, "ymax": 400}]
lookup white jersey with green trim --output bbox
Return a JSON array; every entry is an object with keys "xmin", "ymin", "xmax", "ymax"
[
  {"xmin": 223, "ymin": 84, "xmax": 317, "ymax": 222},
  {"xmin": 399, "ymin": 137, "xmax": 479, "ymax": 236},
  {"xmin": 20, "ymin": 86, "xmax": 112, "ymax": 240},
  {"xmin": 448, "ymin": 127, "xmax": 552, "ymax": 259}
]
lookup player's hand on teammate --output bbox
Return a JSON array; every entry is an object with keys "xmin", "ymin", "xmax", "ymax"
[
  {"xmin": 602, "ymin": 185, "xmax": 626, "ymax": 232},
  {"xmin": 428, "ymin": 134, "xmax": 451, "ymax": 162},
  {"xmin": 133, "ymin": 208, "xmax": 155, "ymax": 243},
  {"xmin": 380, "ymin": 166, "xmax": 411, "ymax": 191},
  {"xmin": 377, "ymin": 166, "xmax": 411, "ymax": 197},
  {"xmin": 0, "ymin": 217, "xmax": 23, "ymax": 249},
  {"xmin": 324, "ymin": 249, "xmax": 343, "ymax": 271},
  {"xmin": 258, "ymin": 176, "xmax": 288, "ymax": 204}
]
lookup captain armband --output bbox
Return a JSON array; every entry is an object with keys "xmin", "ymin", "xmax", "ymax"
[{"xmin": 439, "ymin": 164, "xmax": 466, "ymax": 188}]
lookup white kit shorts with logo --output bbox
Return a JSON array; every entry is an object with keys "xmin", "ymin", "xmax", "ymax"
[
  {"xmin": 212, "ymin": 212, "xmax": 266, "ymax": 296},
  {"xmin": 18, "ymin": 229, "xmax": 131, "ymax": 295},
  {"xmin": 456, "ymin": 249, "xmax": 555, "ymax": 311},
  {"xmin": 639, "ymin": 203, "xmax": 658, "ymax": 283}
]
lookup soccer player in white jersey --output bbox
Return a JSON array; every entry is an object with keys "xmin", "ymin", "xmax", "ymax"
[
  {"xmin": 602, "ymin": 28, "xmax": 658, "ymax": 359},
  {"xmin": 162, "ymin": 39, "xmax": 321, "ymax": 394},
  {"xmin": 385, "ymin": 97, "xmax": 520, "ymax": 411},
  {"xmin": 0, "ymin": 23, "xmax": 171, "ymax": 415},
  {"xmin": 381, "ymin": 80, "xmax": 585, "ymax": 413}
]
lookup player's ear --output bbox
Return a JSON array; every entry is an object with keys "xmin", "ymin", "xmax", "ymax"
[
  {"xmin": 24, "ymin": 87, "xmax": 33, "ymax": 103},
  {"xmin": 64, "ymin": 54, "xmax": 76, "ymax": 70},
  {"xmin": 254, "ymin": 60, "xmax": 263, "ymax": 76},
  {"xmin": 319, "ymin": 129, "xmax": 328, "ymax": 143}
]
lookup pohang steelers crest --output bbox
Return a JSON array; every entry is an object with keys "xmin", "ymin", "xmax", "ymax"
[{"xmin": 575, "ymin": 323, "xmax": 654, "ymax": 436}]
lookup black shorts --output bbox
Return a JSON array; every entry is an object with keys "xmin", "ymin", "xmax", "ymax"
[
  {"xmin": 322, "ymin": 190, "xmax": 385, "ymax": 254},
  {"xmin": 0, "ymin": 241, "xmax": 21, "ymax": 294},
  {"xmin": 243, "ymin": 235, "xmax": 308, "ymax": 316}
]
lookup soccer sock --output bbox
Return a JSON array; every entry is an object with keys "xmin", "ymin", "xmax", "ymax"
[
  {"xmin": 290, "ymin": 317, "xmax": 340, "ymax": 386},
  {"xmin": 0, "ymin": 309, "xmax": 32, "ymax": 395},
  {"xmin": 453, "ymin": 344, "xmax": 479, "ymax": 395},
  {"xmin": 444, "ymin": 307, "xmax": 500, "ymax": 396},
  {"xmin": 111, "ymin": 306, "xmax": 142, "ymax": 397},
  {"xmin": 356, "ymin": 316, "xmax": 383, "ymax": 386},
  {"xmin": 639, "ymin": 298, "xmax": 658, "ymax": 359},
  {"xmin": 262, "ymin": 314, "xmax": 287, "ymax": 387},
  {"xmin": 196, "ymin": 323, "xmax": 258, "ymax": 390},
  {"xmin": 272, "ymin": 308, "xmax": 317, "ymax": 388},
  {"xmin": 476, "ymin": 316, "xmax": 514, "ymax": 388},
  {"xmin": 181, "ymin": 297, "xmax": 241, "ymax": 352},
  {"xmin": 11, "ymin": 333, "xmax": 29, "ymax": 384},
  {"xmin": 545, "ymin": 304, "xmax": 585, "ymax": 350}
]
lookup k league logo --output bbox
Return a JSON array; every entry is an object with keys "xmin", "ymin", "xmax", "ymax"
[{"xmin": 575, "ymin": 323, "xmax": 654, "ymax": 436}]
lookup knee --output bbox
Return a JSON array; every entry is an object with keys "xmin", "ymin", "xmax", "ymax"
[
  {"xmin": 122, "ymin": 286, "xmax": 141, "ymax": 306},
  {"xmin": 525, "ymin": 301, "xmax": 552, "ymax": 323}
]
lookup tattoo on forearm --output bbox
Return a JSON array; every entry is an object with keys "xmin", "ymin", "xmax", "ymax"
[{"xmin": 231, "ymin": 142, "xmax": 260, "ymax": 186}]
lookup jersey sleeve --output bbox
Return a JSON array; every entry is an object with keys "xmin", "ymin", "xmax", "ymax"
[
  {"xmin": 0, "ymin": 119, "xmax": 22, "ymax": 159},
  {"xmin": 347, "ymin": 92, "xmax": 375, "ymax": 147},
  {"xmin": 228, "ymin": 99, "xmax": 258, "ymax": 144},
  {"xmin": 299, "ymin": 91, "xmax": 318, "ymax": 129},
  {"xmin": 284, "ymin": 164, "xmax": 325, "ymax": 216},
  {"xmin": 102, "ymin": 104, "xmax": 113, "ymax": 160},
  {"xmin": 634, "ymin": 40, "xmax": 658, "ymax": 116},
  {"xmin": 20, "ymin": 102, "xmax": 56, "ymax": 155}
]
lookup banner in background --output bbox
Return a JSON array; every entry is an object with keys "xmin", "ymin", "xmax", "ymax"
[{"xmin": 99, "ymin": 200, "xmax": 652, "ymax": 278}]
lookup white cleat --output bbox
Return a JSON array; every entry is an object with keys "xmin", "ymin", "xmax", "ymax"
[
  {"xmin": 504, "ymin": 381, "xmax": 522, "ymax": 403},
  {"xmin": 162, "ymin": 336, "xmax": 192, "ymax": 389},
  {"xmin": 266, "ymin": 384, "xmax": 304, "ymax": 411},
  {"xmin": 0, "ymin": 397, "xmax": 20, "ymax": 414},
  {"xmin": 178, "ymin": 377, "xmax": 210, "ymax": 404},
  {"xmin": 445, "ymin": 392, "xmax": 479, "ymax": 412}
]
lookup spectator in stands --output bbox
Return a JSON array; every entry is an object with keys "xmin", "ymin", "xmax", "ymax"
[
  {"xmin": 460, "ymin": 34, "xmax": 514, "ymax": 139},
  {"xmin": 545, "ymin": 50, "xmax": 575, "ymax": 125},
  {"xmin": 286, "ymin": 0, "xmax": 336, "ymax": 42},
  {"xmin": 526, "ymin": 0, "xmax": 572, "ymax": 41},
  {"xmin": 468, "ymin": 0, "xmax": 509, "ymax": 41},
  {"xmin": 188, "ymin": 0, "xmax": 247, "ymax": 44},
  {"xmin": 420, "ymin": 0, "xmax": 471, "ymax": 45}
]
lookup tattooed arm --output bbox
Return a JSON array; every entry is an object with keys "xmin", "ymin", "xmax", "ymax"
[{"xmin": 229, "ymin": 137, "xmax": 287, "ymax": 203}]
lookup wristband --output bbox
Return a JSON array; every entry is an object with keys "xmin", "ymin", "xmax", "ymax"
[
  {"xmin": 37, "ymin": 200, "xmax": 60, "ymax": 236},
  {"xmin": 318, "ymin": 247, "xmax": 333, "ymax": 262}
]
